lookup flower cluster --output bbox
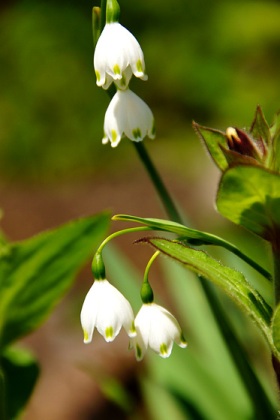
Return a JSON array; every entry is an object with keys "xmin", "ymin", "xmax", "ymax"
[
  {"xmin": 94, "ymin": 0, "xmax": 155, "ymax": 147},
  {"xmin": 81, "ymin": 277, "xmax": 187, "ymax": 361}
]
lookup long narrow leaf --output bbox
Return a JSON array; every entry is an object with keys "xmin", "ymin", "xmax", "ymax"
[
  {"xmin": 0, "ymin": 212, "xmax": 110, "ymax": 348},
  {"xmin": 113, "ymin": 214, "xmax": 272, "ymax": 281}
]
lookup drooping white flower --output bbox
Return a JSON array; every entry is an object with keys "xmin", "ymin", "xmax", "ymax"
[
  {"xmin": 130, "ymin": 303, "xmax": 187, "ymax": 361},
  {"xmin": 81, "ymin": 279, "xmax": 136, "ymax": 343},
  {"xmin": 102, "ymin": 88, "xmax": 155, "ymax": 147},
  {"xmin": 94, "ymin": 22, "xmax": 147, "ymax": 90}
]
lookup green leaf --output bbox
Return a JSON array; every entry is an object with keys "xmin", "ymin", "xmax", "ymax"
[
  {"xmin": 141, "ymin": 237, "xmax": 272, "ymax": 343},
  {"xmin": 192, "ymin": 122, "xmax": 228, "ymax": 171},
  {"xmin": 216, "ymin": 165, "xmax": 280, "ymax": 239},
  {"xmin": 250, "ymin": 105, "xmax": 271, "ymax": 147},
  {"xmin": 271, "ymin": 304, "xmax": 280, "ymax": 355},
  {"xmin": 1, "ymin": 346, "xmax": 39, "ymax": 420},
  {"xmin": 0, "ymin": 212, "xmax": 110, "ymax": 348},
  {"xmin": 270, "ymin": 110, "xmax": 280, "ymax": 172},
  {"xmin": 113, "ymin": 214, "xmax": 272, "ymax": 281}
]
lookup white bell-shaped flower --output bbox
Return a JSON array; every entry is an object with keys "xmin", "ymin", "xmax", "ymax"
[
  {"xmin": 130, "ymin": 303, "xmax": 187, "ymax": 361},
  {"xmin": 102, "ymin": 88, "xmax": 155, "ymax": 147},
  {"xmin": 81, "ymin": 279, "xmax": 136, "ymax": 343},
  {"xmin": 94, "ymin": 22, "xmax": 147, "ymax": 90}
]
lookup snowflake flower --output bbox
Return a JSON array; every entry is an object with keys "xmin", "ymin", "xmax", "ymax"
[
  {"xmin": 81, "ymin": 279, "xmax": 136, "ymax": 343},
  {"xmin": 102, "ymin": 88, "xmax": 155, "ymax": 147},
  {"xmin": 130, "ymin": 303, "xmax": 187, "ymax": 361},
  {"xmin": 94, "ymin": 22, "xmax": 147, "ymax": 90}
]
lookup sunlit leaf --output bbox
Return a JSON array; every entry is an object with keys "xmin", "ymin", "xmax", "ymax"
[
  {"xmin": 270, "ymin": 110, "xmax": 280, "ymax": 172},
  {"xmin": 0, "ymin": 212, "xmax": 110, "ymax": 348},
  {"xmin": 192, "ymin": 122, "xmax": 228, "ymax": 171},
  {"xmin": 216, "ymin": 165, "xmax": 280, "ymax": 239},
  {"xmin": 250, "ymin": 105, "xmax": 271, "ymax": 147}
]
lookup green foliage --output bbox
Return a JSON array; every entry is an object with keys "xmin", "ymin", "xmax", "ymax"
[
  {"xmin": 0, "ymin": 212, "xmax": 110, "ymax": 348},
  {"xmin": 138, "ymin": 237, "xmax": 272, "ymax": 343},
  {"xmin": 114, "ymin": 214, "xmax": 272, "ymax": 280},
  {"xmin": 1, "ymin": 347, "xmax": 39, "ymax": 420},
  {"xmin": 192, "ymin": 123, "xmax": 228, "ymax": 171},
  {"xmin": 216, "ymin": 166, "xmax": 280, "ymax": 240},
  {"xmin": 272, "ymin": 304, "xmax": 280, "ymax": 354}
]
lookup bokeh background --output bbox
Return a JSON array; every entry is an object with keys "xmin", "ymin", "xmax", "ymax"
[{"xmin": 1, "ymin": 0, "xmax": 280, "ymax": 418}]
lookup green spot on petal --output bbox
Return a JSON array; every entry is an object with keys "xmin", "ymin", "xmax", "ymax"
[
  {"xmin": 83, "ymin": 330, "xmax": 89, "ymax": 342},
  {"xmin": 105, "ymin": 326, "xmax": 114, "ymax": 339},
  {"xmin": 136, "ymin": 344, "xmax": 142, "ymax": 360},
  {"xmin": 113, "ymin": 64, "xmax": 121, "ymax": 75},
  {"xmin": 95, "ymin": 70, "xmax": 101, "ymax": 82},
  {"xmin": 111, "ymin": 130, "xmax": 118, "ymax": 143},
  {"xmin": 132, "ymin": 128, "xmax": 142, "ymax": 140},
  {"xmin": 136, "ymin": 59, "xmax": 144, "ymax": 74},
  {"xmin": 130, "ymin": 321, "xmax": 136, "ymax": 335},
  {"xmin": 160, "ymin": 343, "xmax": 168, "ymax": 356},
  {"xmin": 180, "ymin": 332, "xmax": 188, "ymax": 347}
]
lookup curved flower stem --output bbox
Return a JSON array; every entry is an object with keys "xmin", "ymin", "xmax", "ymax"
[
  {"xmin": 143, "ymin": 250, "xmax": 160, "ymax": 283},
  {"xmin": 96, "ymin": 226, "xmax": 153, "ymax": 255},
  {"xmin": 133, "ymin": 142, "xmax": 182, "ymax": 223}
]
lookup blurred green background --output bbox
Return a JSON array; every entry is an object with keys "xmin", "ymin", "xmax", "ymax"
[
  {"xmin": 1, "ymin": 0, "xmax": 280, "ymax": 418},
  {"xmin": 1, "ymin": 0, "xmax": 280, "ymax": 182}
]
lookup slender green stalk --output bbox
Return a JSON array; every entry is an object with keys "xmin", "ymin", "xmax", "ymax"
[
  {"xmin": 133, "ymin": 142, "xmax": 182, "ymax": 223},
  {"xmin": 96, "ymin": 226, "xmax": 153, "ymax": 255},
  {"xmin": 0, "ymin": 366, "xmax": 6, "ymax": 420}
]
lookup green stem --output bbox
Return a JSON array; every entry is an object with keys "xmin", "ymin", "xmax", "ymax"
[
  {"xmin": 133, "ymin": 142, "xmax": 182, "ymax": 223},
  {"xmin": 96, "ymin": 226, "xmax": 153, "ymax": 255},
  {"xmin": 0, "ymin": 366, "xmax": 6, "ymax": 420}
]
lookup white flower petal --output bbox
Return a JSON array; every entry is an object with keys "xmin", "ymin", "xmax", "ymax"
[
  {"xmin": 103, "ymin": 89, "xmax": 155, "ymax": 147},
  {"xmin": 94, "ymin": 22, "xmax": 147, "ymax": 89},
  {"xmin": 80, "ymin": 279, "xmax": 135, "ymax": 344},
  {"xmin": 130, "ymin": 303, "xmax": 187, "ymax": 361}
]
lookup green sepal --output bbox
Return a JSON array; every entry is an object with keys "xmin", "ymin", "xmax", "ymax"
[
  {"xmin": 106, "ymin": 0, "xmax": 120, "ymax": 24},
  {"xmin": 270, "ymin": 110, "xmax": 280, "ymax": 172},
  {"xmin": 216, "ymin": 165, "xmax": 280, "ymax": 240},
  {"xmin": 192, "ymin": 121, "xmax": 228, "ymax": 171},
  {"xmin": 250, "ymin": 105, "xmax": 271, "ymax": 148},
  {"xmin": 92, "ymin": 251, "xmax": 106, "ymax": 280},
  {"xmin": 140, "ymin": 281, "xmax": 154, "ymax": 304}
]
